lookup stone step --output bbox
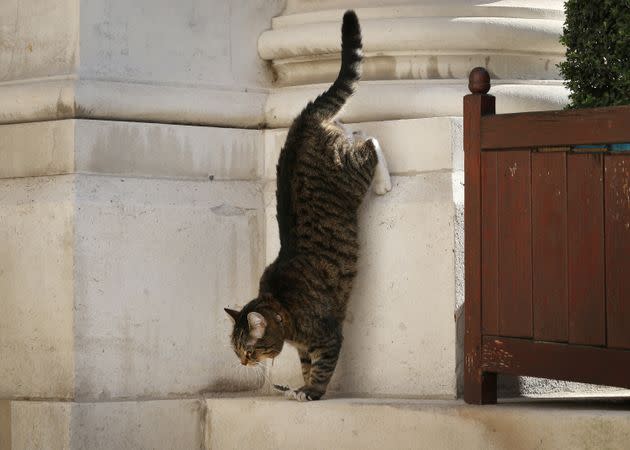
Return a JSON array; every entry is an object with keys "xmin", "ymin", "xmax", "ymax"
[
  {"xmin": 205, "ymin": 396, "xmax": 630, "ymax": 450},
  {"xmin": 4, "ymin": 397, "xmax": 628, "ymax": 449}
]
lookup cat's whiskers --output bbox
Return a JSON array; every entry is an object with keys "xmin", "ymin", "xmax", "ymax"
[{"xmin": 254, "ymin": 362, "xmax": 273, "ymax": 387}]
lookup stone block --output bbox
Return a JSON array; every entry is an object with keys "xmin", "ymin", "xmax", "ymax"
[
  {"xmin": 0, "ymin": 120, "xmax": 265, "ymax": 180},
  {"xmin": 0, "ymin": 121, "xmax": 75, "ymax": 178},
  {"xmin": 10, "ymin": 402, "xmax": 72, "ymax": 450},
  {"xmin": 0, "ymin": 176, "xmax": 76, "ymax": 399},
  {"xmin": 2, "ymin": 399, "xmax": 202, "ymax": 450},
  {"xmin": 205, "ymin": 397, "xmax": 630, "ymax": 450},
  {"xmin": 0, "ymin": 0, "xmax": 78, "ymax": 82},
  {"xmin": 70, "ymin": 400, "xmax": 203, "ymax": 450},
  {"xmin": 73, "ymin": 175, "xmax": 265, "ymax": 399},
  {"xmin": 262, "ymin": 117, "xmax": 463, "ymax": 181}
]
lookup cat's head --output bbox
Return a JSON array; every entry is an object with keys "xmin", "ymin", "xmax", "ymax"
[{"xmin": 224, "ymin": 304, "xmax": 284, "ymax": 366}]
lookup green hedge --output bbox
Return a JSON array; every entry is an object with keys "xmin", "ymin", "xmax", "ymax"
[{"xmin": 559, "ymin": 0, "xmax": 630, "ymax": 108}]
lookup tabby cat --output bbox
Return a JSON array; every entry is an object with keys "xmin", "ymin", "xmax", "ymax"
[{"xmin": 224, "ymin": 10, "xmax": 391, "ymax": 401}]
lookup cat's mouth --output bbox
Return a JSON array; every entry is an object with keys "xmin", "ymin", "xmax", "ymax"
[{"xmin": 243, "ymin": 353, "xmax": 278, "ymax": 367}]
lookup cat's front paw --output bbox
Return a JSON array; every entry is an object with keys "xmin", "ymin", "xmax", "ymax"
[
  {"xmin": 367, "ymin": 137, "xmax": 392, "ymax": 195},
  {"xmin": 372, "ymin": 174, "xmax": 392, "ymax": 195},
  {"xmin": 285, "ymin": 385, "xmax": 324, "ymax": 402}
]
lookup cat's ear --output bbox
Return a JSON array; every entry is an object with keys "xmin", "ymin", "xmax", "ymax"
[
  {"xmin": 224, "ymin": 308, "xmax": 240, "ymax": 322},
  {"xmin": 247, "ymin": 312, "xmax": 267, "ymax": 339}
]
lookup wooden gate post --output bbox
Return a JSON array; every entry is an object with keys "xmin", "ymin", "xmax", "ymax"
[{"xmin": 464, "ymin": 67, "xmax": 497, "ymax": 404}]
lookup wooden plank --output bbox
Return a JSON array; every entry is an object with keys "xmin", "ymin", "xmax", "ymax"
[
  {"xmin": 481, "ymin": 336, "xmax": 630, "ymax": 389},
  {"xmin": 567, "ymin": 154, "xmax": 606, "ymax": 346},
  {"xmin": 481, "ymin": 151, "xmax": 498, "ymax": 335},
  {"xmin": 481, "ymin": 105, "xmax": 630, "ymax": 150},
  {"xmin": 531, "ymin": 152, "xmax": 568, "ymax": 342},
  {"xmin": 463, "ymin": 93, "xmax": 497, "ymax": 405},
  {"xmin": 497, "ymin": 151, "xmax": 532, "ymax": 338},
  {"xmin": 605, "ymin": 154, "xmax": 630, "ymax": 349}
]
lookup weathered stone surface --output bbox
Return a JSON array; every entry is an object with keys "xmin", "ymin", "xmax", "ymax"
[
  {"xmin": 0, "ymin": 120, "xmax": 264, "ymax": 180},
  {"xmin": 0, "ymin": 401, "xmax": 11, "ymax": 450},
  {"xmin": 0, "ymin": 0, "xmax": 284, "ymax": 127},
  {"xmin": 0, "ymin": 176, "xmax": 76, "ymax": 399},
  {"xmin": 10, "ymin": 402, "xmax": 72, "ymax": 450},
  {"xmin": 0, "ymin": 174, "xmax": 265, "ymax": 400},
  {"xmin": 3, "ymin": 399, "xmax": 202, "ymax": 450},
  {"xmin": 5, "ymin": 396, "xmax": 629, "ymax": 450},
  {"xmin": 205, "ymin": 397, "xmax": 630, "ymax": 450},
  {"xmin": 262, "ymin": 117, "xmax": 463, "ymax": 181},
  {"xmin": 0, "ymin": 0, "xmax": 79, "ymax": 82},
  {"xmin": 70, "ymin": 400, "xmax": 203, "ymax": 450},
  {"xmin": 0, "ymin": 1, "xmax": 567, "ymax": 127},
  {"xmin": 267, "ymin": 174, "xmax": 458, "ymax": 398},
  {"xmin": 0, "ymin": 121, "xmax": 75, "ymax": 178},
  {"xmin": 73, "ymin": 175, "xmax": 265, "ymax": 399}
]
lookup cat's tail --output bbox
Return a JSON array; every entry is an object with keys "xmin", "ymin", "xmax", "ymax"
[{"xmin": 304, "ymin": 10, "xmax": 363, "ymax": 121}]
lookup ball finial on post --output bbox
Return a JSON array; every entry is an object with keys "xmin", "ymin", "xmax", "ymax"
[{"xmin": 468, "ymin": 67, "xmax": 490, "ymax": 94}]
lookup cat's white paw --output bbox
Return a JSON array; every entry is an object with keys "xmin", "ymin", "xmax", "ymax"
[
  {"xmin": 283, "ymin": 386, "xmax": 322, "ymax": 401},
  {"xmin": 373, "ymin": 174, "xmax": 392, "ymax": 195},
  {"xmin": 286, "ymin": 390, "xmax": 312, "ymax": 402},
  {"xmin": 285, "ymin": 389, "xmax": 314, "ymax": 402},
  {"xmin": 367, "ymin": 137, "xmax": 392, "ymax": 195}
]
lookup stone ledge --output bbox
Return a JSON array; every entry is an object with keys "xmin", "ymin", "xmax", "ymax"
[
  {"xmin": 0, "ymin": 117, "xmax": 461, "ymax": 181},
  {"xmin": 280, "ymin": 1, "xmax": 564, "ymax": 19},
  {"xmin": 3, "ymin": 396, "xmax": 628, "ymax": 450},
  {"xmin": 262, "ymin": 117, "xmax": 463, "ymax": 181},
  {"xmin": 206, "ymin": 396, "xmax": 630, "ymax": 450},
  {"xmin": 259, "ymin": 16, "xmax": 564, "ymax": 60},
  {"xmin": 273, "ymin": 53, "xmax": 564, "ymax": 87},
  {"xmin": 0, "ymin": 79, "xmax": 268, "ymax": 128},
  {"xmin": 265, "ymin": 81, "xmax": 568, "ymax": 128},
  {"xmin": 0, "ymin": 399, "xmax": 203, "ymax": 450},
  {"xmin": 0, "ymin": 120, "xmax": 265, "ymax": 180},
  {"xmin": 0, "ymin": 77, "xmax": 567, "ymax": 128}
]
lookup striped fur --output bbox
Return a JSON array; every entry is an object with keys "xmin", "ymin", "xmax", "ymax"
[{"xmin": 226, "ymin": 10, "xmax": 380, "ymax": 401}]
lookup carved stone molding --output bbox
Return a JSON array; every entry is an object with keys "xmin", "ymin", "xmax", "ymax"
[{"xmin": 260, "ymin": 1, "xmax": 568, "ymax": 127}]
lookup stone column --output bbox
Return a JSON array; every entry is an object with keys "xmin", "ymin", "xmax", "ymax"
[
  {"xmin": 0, "ymin": 0, "xmax": 284, "ymax": 447},
  {"xmin": 260, "ymin": 0, "xmax": 567, "ymax": 127},
  {"xmin": 258, "ymin": 0, "xmax": 567, "ymax": 398}
]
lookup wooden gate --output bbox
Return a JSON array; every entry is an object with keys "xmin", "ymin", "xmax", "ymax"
[{"xmin": 464, "ymin": 68, "xmax": 630, "ymax": 404}]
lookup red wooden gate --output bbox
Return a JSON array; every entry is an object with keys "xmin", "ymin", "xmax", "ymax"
[{"xmin": 464, "ymin": 68, "xmax": 630, "ymax": 404}]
